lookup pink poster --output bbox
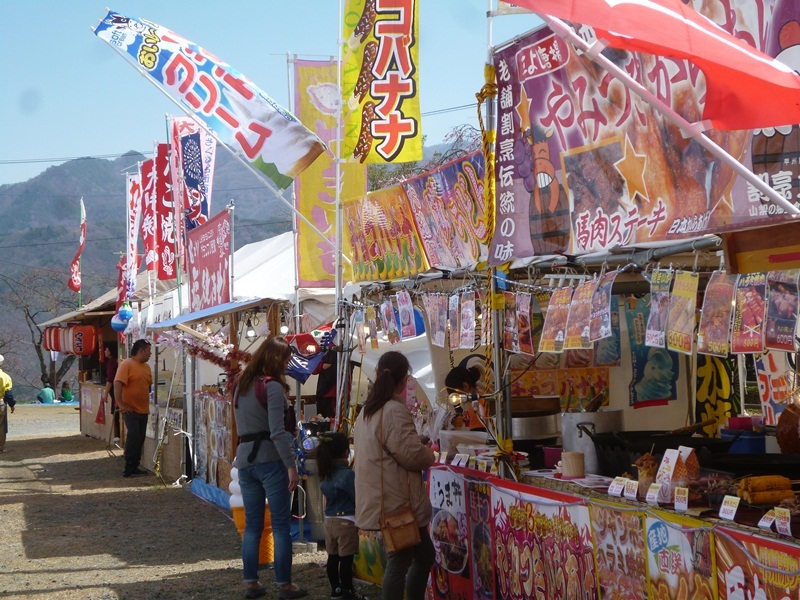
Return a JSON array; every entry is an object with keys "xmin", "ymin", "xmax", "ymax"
[
  {"xmin": 539, "ymin": 287, "xmax": 573, "ymax": 353},
  {"xmin": 731, "ymin": 272, "xmax": 767, "ymax": 354},
  {"xmin": 765, "ymin": 269, "xmax": 800, "ymax": 352},
  {"xmin": 185, "ymin": 210, "xmax": 232, "ymax": 312}
]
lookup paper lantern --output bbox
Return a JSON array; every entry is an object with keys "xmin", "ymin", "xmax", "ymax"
[
  {"xmin": 43, "ymin": 327, "xmax": 63, "ymax": 352},
  {"xmin": 70, "ymin": 325, "xmax": 97, "ymax": 356},
  {"xmin": 111, "ymin": 314, "xmax": 128, "ymax": 332}
]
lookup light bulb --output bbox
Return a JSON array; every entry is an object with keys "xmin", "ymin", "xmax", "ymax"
[
  {"xmin": 306, "ymin": 344, "xmax": 316, "ymax": 354},
  {"xmin": 246, "ymin": 319, "xmax": 256, "ymax": 340},
  {"xmin": 280, "ymin": 324, "xmax": 289, "ymax": 335}
]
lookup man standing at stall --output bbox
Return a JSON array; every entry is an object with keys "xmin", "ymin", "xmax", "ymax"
[
  {"xmin": 114, "ymin": 339, "xmax": 153, "ymax": 477},
  {"xmin": 0, "ymin": 355, "xmax": 14, "ymax": 453}
]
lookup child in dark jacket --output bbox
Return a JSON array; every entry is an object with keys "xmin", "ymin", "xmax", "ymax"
[{"xmin": 318, "ymin": 432, "xmax": 366, "ymax": 600}]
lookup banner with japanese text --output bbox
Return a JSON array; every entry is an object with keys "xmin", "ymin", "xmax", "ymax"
[
  {"xmin": 589, "ymin": 270, "xmax": 617, "ymax": 342},
  {"xmin": 564, "ymin": 280, "xmax": 596, "ymax": 350},
  {"xmin": 645, "ymin": 511, "xmax": 716, "ymax": 599},
  {"xmin": 429, "ymin": 468, "xmax": 471, "ymax": 599},
  {"xmin": 67, "ymin": 198, "xmax": 86, "ymax": 293},
  {"xmin": 95, "ymin": 11, "xmax": 323, "ymax": 189},
  {"xmin": 139, "ymin": 159, "xmax": 157, "ymax": 271},
  {"xmin": 539, "ymin": 287, "xmax": 572, "ymax": 353},
  {"xmin": 696, "ymin": 354, "xmax": 738, "ymax": 438},
  {"xmin": 765, "ymin": 269, "xmax": 800, "ymax": 352},
  {"xmin": 697, "ymin": 272, "xmax": 739, "ymax": 357},
  {"xmin": 593, "ymin": 295, "xmax": 621, "ymax": 367},
  {"xmin": 646, "ymin": 270, "xmax": 672, "ymax": 348},
  {"xmin": 341, "ymin": 0, "xmax": 421, "ymax": 164},
  {"xmin": 154, "ymin": 143, "xmax": 176, "ymax": 280},
  {"xmin": 731, "ymin": 272, "xmax": 767, "ymax": 354},
  {"xmin": 125, "ymin": 173, "xmax": 143, "ymax": 299},
  {"xmin": 589, "ymin": 502, "xmax": 646, "ymax": 598},
  {"xmin": 488, "ymin": 4, "xmax": 799, "ymax": 264},
  {"xmin": 293, "ymin": 59, "xmax": 367, "ymax": 287},
  {"xmin": 186, "ymin": 210, "xmax": 231, "ymax": 312},
  {"xmin": 666, "ymin": 271, "xmax": 699, "ymax": 355},
  {"xmin": 626, "ymin": 296, "xmax": 679, "ymax": 408},
  {"xmin": 343, "ymin": 186, "xmax": 429, "ymax": 282},
  {"xmin": 756, "ymin": 351, "xmax": 790, "ymax": 426},
  {"xmin": 511, "ymin": 366, "xmax": 609, "ymax": 412}
]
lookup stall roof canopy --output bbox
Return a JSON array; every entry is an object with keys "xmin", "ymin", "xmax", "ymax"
[{"xmin": 148, "ymin": 297, "xmax": 265, "ymax": 330}]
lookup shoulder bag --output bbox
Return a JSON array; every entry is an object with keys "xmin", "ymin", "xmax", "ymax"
[{"xmin": 378, "ymin": 407, "xmax": 421, "ymax": 553}]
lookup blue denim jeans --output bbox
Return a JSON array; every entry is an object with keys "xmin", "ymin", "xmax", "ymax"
[
  {"xmin": 382, "ymin": 527, "xmax": 435, "ymax": 600},
  {"xmin": 238, "ymin": 460, "xmax": 292, "ymax": 586}
]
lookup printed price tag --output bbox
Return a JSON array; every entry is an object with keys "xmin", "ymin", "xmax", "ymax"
[
  {"xmin": 758, "ymin": 510, "xmax": 776, "ymax": 530},
  {"xmin": 438, "ymin": 451, "xmax": 448, "ymax": 465},
  {"xmin": 452, "ymin": 453, "xmax": 469, "ymax": 467},
  {"xmin": 674, "ymin": 487, "xmax": 689, "ymax": 512},
  {"xmin": 646, "ymin": 483, "xmax": 662, "ymax": 505},
  {"xmin": 476, "ymin": 458, "xmax": 489, "ymax": 472},
  {"xmin": 719, "ymin": 495, "xmax": 740, "ymax": 521},
  {"xmin": 775, "ymin": 507, "xmax": 792, "ymax": 536},
  {"xmin": 608, "ymin": 477, "xmax": 627, "ymax": 497},
  {"xmin": 624, "ymin": 479, "xmax": 639, "ymax": 500},
  {"xmin": 467, "ymin": 457, "xmax": 477, "ymax": 470}
]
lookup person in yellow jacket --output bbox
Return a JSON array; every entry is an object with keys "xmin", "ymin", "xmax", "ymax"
[{"xmin": 0, "ymin": 355, "xmax": 15, "ymax": 453}]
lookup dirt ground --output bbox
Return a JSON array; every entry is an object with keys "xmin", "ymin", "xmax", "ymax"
[{"xmin": 0, "ymin": 405, "xmax": 376, "ymax": 600}]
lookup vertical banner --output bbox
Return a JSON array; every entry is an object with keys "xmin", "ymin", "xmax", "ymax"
[
  {"xmin": 626, "ymin": 296, "xmax": 679, "ymax": 408},
  {"xmin": 646, "ymin": 269, "xmax": 673, "ymax": 348},
  {"xmin": 466, "ymin": 479, "xmax": 494, "ymax": 600},
  {"xmin": 696, "ymin": 354, "xmax": 738, "ymax": 438},
  {"xmin": 448, "ymin": 294, "xmax": 460, "ymax": 351},
  {"xmin": 396, "ymin": 289, "xmax": 416, "ymax": 340},
  {"xmin": 731, "ymin": 272, "xmax": 767, "ymax": 354},
  {"xmin": 666, "ymin": 271, "xmax": 699, "ymax": 355},
  {"xmin": 94, "ymin": 11, "xmax": 324, "ymax": 189},
  {"xmin": 564, "ymin": 280, "xmax": 597, "ymax": 350},
  {"xmin": 139, "ymin": 158, "xmax": 157, "ymax": 272},
  {"xmin": 154, "ymin": 143, "xmax": 176, "ymax": 280},
  {"xmin": 589, "ymin": 503, "xmax": 647, "ymax": 598},
  {"xmin": 293, "ymin": 59, "xmax": 367, "ymax": 287},
  {"xmin": 697, "ymin": 272, "xmax": 739, "ymax": 356},
  {"xmin": 539, "ymin": 287, "xmax": 573, "ymax": 353},
  {"xmin": 645, "ymin": 512, "xmax": 716, "ymax": 598},
  {"xmin": 589, "ymin": 270, "xmax": 617, "ymax": 341},
  {"xmin": 756, "ymin": 352, "xmax": 790, "ymax": 425},
  {"xmin": 67, "ymin": 198, "xmax": 87, "ymax": 293},
  {"xmin": 180, "ymin": 128, "xmax": 216, "ymax": 231},
  {"xmin": 429, "ymin": 469, "xmax": 471, "ymax": 598},
  {"xmin": 185, "ymin": 210, "xmax": 231, "ymax": 312},
  {"xmin": 125, "ymin": 174, "xmax": 143, "ymax": 298},
  {"xmin": 765, "ymin": 269, "xmax": 800, "ymax": 351},
  {"xmin": 341, "ymin": 0, "xmax": 422, "ymax": 164},
  {"xmin": 492, "ymin": 484, "xmax": 596, "ymax": 599}
]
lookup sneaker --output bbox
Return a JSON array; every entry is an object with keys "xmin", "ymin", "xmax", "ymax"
[
  {"xmin": 331, "ymin": 589, "xmax": 344, "ymax": 599},
  {"xmin": 344, "ymin": 590, "xmax": 367, "ymax": 600},
  {"xmin": 123, "ymin": 468, "xmax": 148, "ymax": 477}
]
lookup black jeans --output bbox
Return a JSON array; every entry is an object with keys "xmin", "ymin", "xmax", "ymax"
[{"xmin": 122, "ymin": 412, "xmax": 148, "ymax": 473}]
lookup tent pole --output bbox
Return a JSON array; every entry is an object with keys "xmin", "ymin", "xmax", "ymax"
[{"xmin": 541, "ymin": 15, "xmax": 800, "ymax": 217}]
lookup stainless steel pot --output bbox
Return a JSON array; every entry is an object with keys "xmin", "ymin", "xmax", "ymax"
[
  {"xmin": 511, "ymin": 413, "xmax": 561, "ymax": 440},
  {"xmin": 561, "ymin": 409, "xmax": 624, "ymax": 475}
]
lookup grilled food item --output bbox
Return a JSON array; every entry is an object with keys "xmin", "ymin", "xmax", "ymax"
[
  {"xmin": 740, "ymin": 489, "xmax": 795, "ymax": 505},
  {"xmin": 737, "ymin": 475, "xmax": 794, "ymax": 505}
]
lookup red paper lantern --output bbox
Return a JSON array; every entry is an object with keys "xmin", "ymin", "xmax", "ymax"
[{"xmin": 70, "ymin": 325, "xmax": 97, "ymax": 356}]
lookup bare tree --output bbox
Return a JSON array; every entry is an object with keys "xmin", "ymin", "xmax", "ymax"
[{"xmin": 0, "ymin": 269, "xmax": 80, "ymax": 390}]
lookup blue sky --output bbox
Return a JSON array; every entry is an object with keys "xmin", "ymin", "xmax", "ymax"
[{"xmin": 0, "ymin": 1, "xmax": 541, "ymax": 186}]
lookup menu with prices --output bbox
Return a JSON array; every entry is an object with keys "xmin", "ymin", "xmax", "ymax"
[
  {"xmin": 758, "ymin": 510, "xmax": 776, "ymax": 531},
  {"xmin": 646, "ymin": 483, "xmax": 662, "ymax": 505},
  {"xmin": 624, "ymin": 479, "xmax": 639, "ymax": 500},
  {"xmin": 673, "ymin": 487, "xmax": 689, "ymax": 512},
  {"xmin": 608, "ymin": 477, "xmax": 627, "ymax": 497},
  {"xmin": 719, "ymin": 495, "xmax": 740, "ymax": 521},
  {"xmin": 775, "ymin": 507, "xmax": 792, "ymax": 536}
]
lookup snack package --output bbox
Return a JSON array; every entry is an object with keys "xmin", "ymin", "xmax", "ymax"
[
  {"xmin": 678, "ymin": 446, "xmax": 699, "ymax": 481},
  {"xmin": 655, "ymin": 449, "xmax": 687, "ymax": 503}
]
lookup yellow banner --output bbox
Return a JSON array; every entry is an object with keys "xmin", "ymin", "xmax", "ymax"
[
  {"xmin": 293, "ymin": 59, "xmax": 367, "ymax": 287},
  {"xmin": 342, "ymin": 0, "xmax": 422, "ymax": 164}
]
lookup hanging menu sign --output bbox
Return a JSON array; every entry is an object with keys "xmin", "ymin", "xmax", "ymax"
[
  {"xmin": 666, "ymin": 271, "xmax": 699, "ymax": 355},
  {"xmin": 539, "ymin": 287, "xmax": 573, "ymax": 353},
  {"xmin": 590, "ymin": 270, "xmax": 618, "ymax": 341},
  {"xmin": 731, "ymin": 272, "xmax": 767, "ymax": 354},
  {"xmin": 517, "ymin": 292, "xmax": 535, "ymax": 355},
  {"xmin": 765, "ymin": 269, "xmax": 800, "ymax": 352},
  {"xmin": 697, "ymin": 272, "xmax": 739, "ymax": 357},
  {"xmin": 564, "ymin": 280, "xmax": 597, "ymax": 350},
  {"xmin": 646, "ymin": 269, "xmax": 672, "ymax": 348}
]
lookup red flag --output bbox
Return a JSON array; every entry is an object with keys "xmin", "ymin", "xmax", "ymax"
[
  {"xmin": 155, "ymin": 143, "xmax": 176, "ymax": 281},
  {"xmin": 509, "ymin": 0, "xmax": 800, "ymax": 130},
  {"xmin": 140, "ymin": 158, "xmax": 157, "ymax": 272},
  {"xmin": 67, "ymin": 198, "xmax": 86, "ymax": 292},
  {"xmin": 185, "ymin": 210, "xmax": 232, "ymax": 311}
]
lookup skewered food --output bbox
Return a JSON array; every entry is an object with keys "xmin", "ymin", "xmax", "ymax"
[{"xmin": 737, "ymin": 475, "xmax": 794, "ymax": 505}]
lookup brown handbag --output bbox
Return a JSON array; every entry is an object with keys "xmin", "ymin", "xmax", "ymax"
[{"xmin": 378, "ymin": 408, "xmax": 421, "ymax": 553}]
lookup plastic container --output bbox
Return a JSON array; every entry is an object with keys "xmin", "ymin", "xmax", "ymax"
[
  {"xmin": 543, "ymin": 446, "xmax": 562, "ymax": 469},
  {"xmin": 727, "ymin": 416, "xmax": 754, "ymax": 430},
  {"xmin": 720, "ymin": 429, "xmax": 766, "ymax": 454}
]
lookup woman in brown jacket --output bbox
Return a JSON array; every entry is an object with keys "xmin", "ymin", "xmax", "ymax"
[{"xmin": 354, "ymin": 351, "xmax": 435, "ymax": 600}]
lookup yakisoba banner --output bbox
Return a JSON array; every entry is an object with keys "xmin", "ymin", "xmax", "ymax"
[
  {"xmin": 343, "ymin": 152, "xmax": 487, "ymax": 282},
  {"xmin": 293, "ymin": 59, "xmax": 367, "ymax": 287},
  {"xmin": 489, "ymin": 1, "xmax": 800, "ymax": 264},
  {"xmin": 342, "ymin": 0, "xmax": 422, "ymax": 164},
  {"xmin": 94, "ymin": 10, "xmax": 324, "ymax": 189}
]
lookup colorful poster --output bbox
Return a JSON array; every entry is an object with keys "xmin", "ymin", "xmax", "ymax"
[
  {"xmin": 539, "ymin": 287, "xmax": 573, "ymax": 353},
  {"xmin": 564, "ymin": 280, "xmax": 597, "ymax": 350},
  {"xmin": 589, "ymin": 503, "xmax": 646, "ymax": 598},
  {"xmin": 94, "ymin": 11, "xmax": 324, "ymax": 189},
  {"xmin": 459, "ymin": 291, "xmax": 475, "ymax": 349},
  {"xmin": 645, "ymin": 511, "xmax": 715, "ymax": 599},
  {"xmin": 396, "ymin": 290, "xmax": 416, "ymax": 340},
  {"xmin": 756, "ymin": 352, "xmax": 790, "ymax": 426},
  {"xmin": 186, "ymin": 210, "xmax": 231, "ymax": 312},
  {"xmin": 593, "ymin": 296, "xmax": 621, "ymax": 367},
  {"xmin": 697, "ymin": 272, "xmax": 739, "ymax": 357},
  {"xmin": 504, "ymin": 291, "xmax": 519, "ymax": 353},
  {"xmin": 511, "ymin": 367, "xmax": 609, "ymax": 412},
  {"xmin": 696, "ymin": 354, "xmax": 739, "ymax": 438},
  {"xmin": 487, "ymin": 8, "xmax": 789, "ymax": 265},
  {"xmin": 429, "ymin": 469, "xmax": 471, "ymax": 599},
  {"xmin": 765, "ymin": 269, "xmax": 800, "ymax": 351},
  {"xmin": 466, "ymin": 479, "xmax": 493, "ymax": 600},
  {"xmin": 448, "ymin": 294, "xmax": 460, "ymax": 351},
  {"xmin": 343, "ymin": 186, "xmax": 429, "ymax": 282},
  {"xmin": 731, "ymin": 272, "xmax": 767, "ymax": 354},
  {"xmin": 715, "ymin": 526, "xmax": 800, "ymax": 600},
  {"xmin": 626, "ymin": 296, "xmax": 680, "ymax": 408},
  {"xmin": 434, "ymin": 295, "xmax": 448, "ymax": 348},
  {"xmin": 589, "ymin": 270, "xmax": 617, "ymax": 341},
  {"xmin": 516, "ymin": 292, "xmax": 534, "ymax": 355},
  {"xmin": 646, "ymin": 270, "xmax": 673, "ymax": 348},
  {"xmin": 154, "ymin": 143, "xmax": 176, "ymax": 281},
  {"xmin": 492, "ymin": 483, "xmax": 596, "ymax": 599},
  {"xmin": 404, "ymin": 152, "xmax": 489, "ymax": 268},
  {"xmin": 380, "ymin": 299, "xmax": 400, "ymax": 345},
  {"xmin": 366, "ymin": 306, "xmax": 379, "ymax": 350},
  {"xmin": 341, "ymin": 0, "xmax": 421, "ymax": 164},
  {"xmin": 293, "ymin": 59, "xmax": 367, "ymax": 287},
  {"xmin": 666, "ymin": 271, "xmax": 699, "ymax": 355}
]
